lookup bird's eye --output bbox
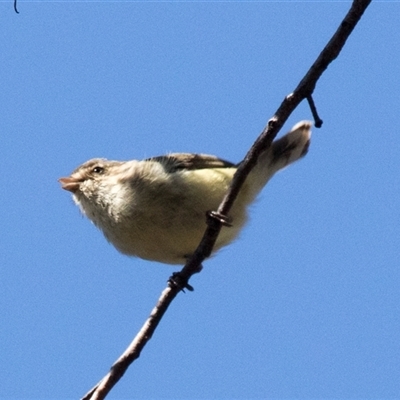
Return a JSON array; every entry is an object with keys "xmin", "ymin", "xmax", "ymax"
[{"xmin": 92, "ymin": 166, "xmax": 104, "ymax": 174}]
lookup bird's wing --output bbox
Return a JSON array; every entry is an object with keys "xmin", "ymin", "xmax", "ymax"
[{"xmin": 146, "ymin": 153, "xmax": 236, "ymax": 172}]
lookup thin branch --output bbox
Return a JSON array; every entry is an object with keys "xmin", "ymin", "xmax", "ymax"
[
  {"xmin": 82, "ymin": 286, "xmax": 180, "ymax": 400},
  {"xmin": 307, "ymin": 95, "xmax": 323, "ymax": 128},
  {"xmin": 82, "ymin": 1, "xmax": 372, "ymax": 399},
  {"xmin": 178, "ymin": 0, "xmax": 372, "ymax": 288}
]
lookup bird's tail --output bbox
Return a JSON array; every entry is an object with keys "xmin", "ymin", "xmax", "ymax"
[{"xmin": 243, "ymin": 120, "xmax": 312, "ymax": 201}]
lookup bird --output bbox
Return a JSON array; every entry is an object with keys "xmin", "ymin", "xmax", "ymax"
[{"xmin": 59, "ymin": 121, "xmax": 311, "ymax": 265}]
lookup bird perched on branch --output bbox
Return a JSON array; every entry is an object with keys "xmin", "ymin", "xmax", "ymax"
[{"xmin": 59, "ymin": 121, "xmax": 311, "ymax": 265}]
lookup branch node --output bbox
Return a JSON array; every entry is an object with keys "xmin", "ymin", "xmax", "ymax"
[
  {"xmin": 286, "ymin": 93, "xmax": 295, "ymax": 101},
  {"xmin": 268, "ymin": 117, "xmax": 278, "ymax": 129},
  {"xmin": 168, "ymin": 271, "xmax": 198, "ymax": 292},
  {"xmin": 207, "ymin": 210, "xmax": 232, "ymax": 227}
]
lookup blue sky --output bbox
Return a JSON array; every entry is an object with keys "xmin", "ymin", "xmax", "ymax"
[{"xmin": 1, "ymin": 1, "xmax": 399, "ymax": 399}]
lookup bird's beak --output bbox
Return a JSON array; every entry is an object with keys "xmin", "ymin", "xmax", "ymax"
[{"xmin": 58, "ymin": 176, "xmax": 81, "ymax": 193}]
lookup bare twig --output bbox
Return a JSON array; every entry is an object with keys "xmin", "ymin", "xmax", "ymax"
[
  {"xmin": 14, "ymin": 0, "xmax": 19, "ymax": 13},
  {"xmin": 307, "ymin": 95, "xmax": 323, "ymax": 128},
  {"xmin": 82, "ymin": 1, "xmax": 372, "ymax": 399},
  {"xmin": 82, "ymin": 286, "xmax": 180, "ymax": 400}
]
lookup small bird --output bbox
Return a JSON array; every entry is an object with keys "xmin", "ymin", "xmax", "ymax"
[{"xmin": 59, "ymin": 121, "xmax": 311, "ymax": 265}]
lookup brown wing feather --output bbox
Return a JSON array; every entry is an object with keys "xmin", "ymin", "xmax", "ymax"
[{"xmin": 146, "ymin": 153, "xmax": 236, "ymax": 172}]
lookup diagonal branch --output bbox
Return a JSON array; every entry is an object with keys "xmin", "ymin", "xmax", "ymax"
[
  {"xmin": 178, "ymin": 0, "xmax": 372, "ymax": 288},
  {"xmin": 82, "ymin": 1, "xmax": 372, "ymax": 399}
]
